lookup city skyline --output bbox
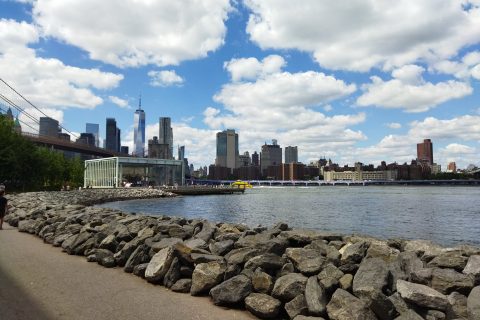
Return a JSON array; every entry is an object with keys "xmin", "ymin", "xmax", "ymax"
[{"xmin": 1, "ymin": 1, "xmax": 479, "ymax": 169}]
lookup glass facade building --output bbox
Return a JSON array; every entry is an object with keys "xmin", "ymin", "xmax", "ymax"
[
  {"xmin": 105, "ymin": 118, "xmax": 118, "ymax": 152},
  {"xmin": 215, "ymin": 129, "xmax": 239, "ymax": 172},
  {"xmin": 159, "ymin": 117, "xmax": 173, "ymax": 159},
  {"xmin": 133, "ymin": 107, "xmax": 145, "ymax": 157},
  {"xmin": 86, "ymin": 123, "xmax": 100, "ymax": 147},
  {"xmin": 84, "ymin": 157, "xmax": 184, "ymax": 188}
]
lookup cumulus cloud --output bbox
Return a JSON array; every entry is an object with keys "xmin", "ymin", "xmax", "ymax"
[
  {"xmin": 0, "ymin": 19, "xmax": 123, "ymax": 111},
  {"xmin": 108, "ymin": 96, "xmax": 130, "ymax": 109},
  {"xmin": 431, "ymin": 51, "xmax": 480, "ymax": 79},
  {"xmin": 148, "ymin": 70, "xmax": 185, "ymax": 87},
  {"xmin": 17, "ymin": 107, "xmax": 64, "ymax": 134},
  {"xmin": 357, "ymin": 65, "xmax": 472, "ymax": 112},
  {"xmin": 409, "ymin": 115, "xmax": 480, "ymax": 141},
  {"xmin": 224, "ymin": 55, "xmax": 286, "ymax": 81},
  {"xmin": 245, "ymin": 0, "xmax": 480, "ymax": 71},
  {"xmin": 32, "ymin": 0, "xmax": 232, "ymax": 67},
  {"xmin": 386, "ymin": 123, "xmax": 402, "ymax": 129}
]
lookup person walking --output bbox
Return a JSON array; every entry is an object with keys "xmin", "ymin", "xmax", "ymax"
[{"xmin": 0, "ymin": 184, "xmax": 8, "ymax": 230}]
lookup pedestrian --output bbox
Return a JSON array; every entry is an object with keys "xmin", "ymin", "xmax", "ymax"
[{"xmin": 0, "ymin": 184, "xmax": 8, "ymax": 230}]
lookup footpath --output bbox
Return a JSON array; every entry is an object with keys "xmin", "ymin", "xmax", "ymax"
[{"xmin": 0, "ymin": 225, "xmax": 255, "ymax": 320}]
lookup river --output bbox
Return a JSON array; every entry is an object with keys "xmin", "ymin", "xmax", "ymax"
[{"xmin": 98, "ymin": 186, "xmax": 480, "ymax": 247}]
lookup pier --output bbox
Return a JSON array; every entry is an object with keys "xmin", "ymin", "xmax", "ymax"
[{"xmin": 162, "ymin": 186, "xmax": 246, "ymax": 195}]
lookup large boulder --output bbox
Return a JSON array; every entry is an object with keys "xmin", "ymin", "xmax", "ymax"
[
  {"xmin": 144, "ymin": 246, "xmax": 175, "ymax": 283},
  {"xmin": 463, "ymin": 255, "xmax": 480, "ymax": 283},
  {"xmin": 244, "ymin": 253, "xmax": 285, "ymax": 272},
  {"xmin": 285, "ymin": 294, "xmax": 308, "ymax": 319},
  {"xmin": 326, "ymin": 289, "xmax": 377, "ymax": 320},
  {"xmin": 124, "ymin": 244, "xmax": 150, "ymax": 273},
  {"xmin": 340, "ymin": 241, "xmax": 369, "ymax": 265},
  {"xmin": 305, "ymin": 276, "xmax": 327, "ymax": 316},
  {"xmin": 171, "ymin": 278, "xmax": 192, "ymax": 293},
  {"xmin": 353, "ymin": 258, "xmax": 389, "ymax": 299},
  {"xmin": 252, "ymin": 268, "xmax": 274, "ymax": 294},
  {"xmin": 194, "ymin": 221, "xmax": 216, "ymax": 242},
  {"xmin": 163, "ymin": 257, "xmax": 181, "ymax": 288},
  {"xmin": 427, "ymin": 252, "xmax": 468, "ymax": 271},
  {"xmin": 286, "ymin": 248, "xmax": 325, "ymax": 276},
  {"xmin": 245, "ymin": 293, "xmax": 282, "ymax": 319},
  {"xmin": 430, "ymin": 268, "xmax": 474, "ymax": 295},
  {"xmin": 210, "ymin": 274, "xmax": 252, "ymax": 306},
  {"xmin": 446, "ymin": 292, "xmax": 468, "ymax": 319},
  {"xmin": 209, "ymin": 239, "xmax": 234, "ymax": 256},
  {"xmin": 467, "ymin": 286, "xmax": 480, "ymax": 320},
  {"xmin": 225, "ymin": 247, "xmax": 261, "ymax": 265},
  {"xmin": 190, "ymin": 261, "xmax": 226, "ymax": 296},
  {"xmin": 272, "ymin": 273, "xmax": 308, "ymax": 302},
  {"xmin": 396, "ymin": 280, "xmax": 449, "ymax": 311}
]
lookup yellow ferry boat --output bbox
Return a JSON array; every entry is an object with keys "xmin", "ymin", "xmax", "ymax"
[{"xmin": 230, "ymin": 180, "xmax": 253, "ymax": 189}]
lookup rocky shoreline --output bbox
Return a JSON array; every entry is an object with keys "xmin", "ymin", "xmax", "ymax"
[{"xmin": 5, "ymin": 189, "xmax": 480, "ymax": 320}]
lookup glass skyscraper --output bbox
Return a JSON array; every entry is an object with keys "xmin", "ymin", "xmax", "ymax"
[
  {"xmin": 86, "ymin": 123, "xmax": 99, "ymax": 147},
  {"xmin": 133, "ymin": 98, "xmax": 146, "ymax": 157},
  {"xmin": 159, "ymin": 117, "xmax": 173, "ymax": 159},
  {"xmin": 105, "ymin": 118, "xmax": 118, "ymax": 152},
  {"xmin": 215, "ymin": 129, "xmax": 239, "ymax": 172}
]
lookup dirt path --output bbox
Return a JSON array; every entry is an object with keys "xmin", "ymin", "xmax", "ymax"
[{"xmin": 0, "ymin": 225, "xmax": 256, "ymax": 320}]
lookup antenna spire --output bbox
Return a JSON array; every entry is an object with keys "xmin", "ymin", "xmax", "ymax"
[{"xmin": 138, "ymin": 93, "xmax": 142, "ymax": 110}]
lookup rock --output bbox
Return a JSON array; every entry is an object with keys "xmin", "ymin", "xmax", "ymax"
[
  {"xmin": 183, "ymin": 237, "xmax": 207, "ymax": 250},
  {"xmin": 463, "ymin": 255, "xmax": 480, "ymax": 283},
  {"xmin": 403, "ymin": 240, "xmax": 445, "ymax": 261},
  {"xmin": 389, "ymin": 252, "xmax": 424, "ymax": 291},
  {"xmin": 244, "ymin": 253, "xmax": 285, "ymax": 272},
  {"xmin": 225, "ymin": 247, "xmax": 261, "ymax": 265},
  {"xmin": 252, "ymin": 268, "xmax": 274, "ymax": 294},
  {"xmin": 133, "ymin": 263, "xmax": 148, "ymax": 278},
  {"xmin": 318, "ymin": 264, "xmax": 344, "ymax": 281},
  {"xmin": 326, "ymin": 289, "xmax": 377, "ymax": 320},
  {"xmin": 387, "ymin": 292, "xmax": 409, "ymax": 315},
  {"xmin": 191, "ymin": 253, "xmax": 224, "ymax": 264},
  {"xmin": 340, "ymin": 241, "xmax": 369, "ymax": 265},
  {"xmin": 410, "ymin": 268, "xmax": 433, "ymax": 285},
  {"xmin": 124, "ymin": 244, "xmax": 150, "ymax": 273},
  {"xmin": 163, "ymin": 257, "xmax": 181, "ymax": 288},
  {"xmin": 305, "ymin": 276, "xmax": 327, "ymax": 316},
  {"xmin": 62, "ymin": 231, "xmax": 92, "ymax": 255},
  {"xmin": 210, "ymin": 274, "xmax": 252, "ymax": 306},
  {"xmin": 396, "ymin": 279, "xmax": 449, "ymax": 311},
  {"xmin": 353, "ymin": 258, "xmax": 389, "ymax": 299},
  {"xmin": 144, "ymin": 246, "xmax": 175, "ymax": 283},
  {"xmin": 286, "ymin": 248, "xmax": 325, "ymax": 275},
  {"xmin": 167, "ymin": 224, "xmax": 189, "ymax": 239},
  {"xmin": 467, "ymin": 286, "xmax": 480, "ymax": 320},
  {"xmin": 209, "ymin": 239, "xmax": 234, "ymax": 256},
  {"xmin": 279, "ymin": 229, "xmax": 323, "ymax": 245},
  {"xmin": 146, "ymin": 237, "xmax": 183, "ymax": 253},
  {"xmin": 394, "ymin": 309, "xmax": 423, "ymax": 320},
  {"xmin": 195, "ymin": 221, "xmax": 216, "ymax": 242},
  {"xmin": 245, "ymin": 293, "xmax": 282, "ymax": 319},
  {"xmin": 365, "ymin": 290, "xmax": 396, "ymax": 320},
  {"xmin": 285, "ymin": 294, "xmax": 308, "ymax": 319},
  {"xmin": 446, "ymin": 291, "xmax": 468, "ymax": 319},
  {"xmin": 190, "ymin": 261, "xmax": 226, "ymax": 296},
  {"xmin": 170, "ymin": 278, "xmax": 191, "ymax": 293},
  {"xmin": 424, "ymin": 310, "xmax": 445, "ymax": 320},
  {"xmin": 320, "ymin": 276, "xmax": 339, "ymax": 294},
  {"xmin": 293, "ymin": 316, "xmax": 326, "ymax": 320},
  {"xmin": 339, "ymin": 274, "xmax": 353, "ymax": 291},
  {"xmin": 278, "ymin": 262, "xmax": 296, "ymax": 277},
  {"xmin": 431, "ymin": 268, "xmax": 474, "ymax": 295},
  {"xmin": 366, "ymin": 242, "xmax": 400, "ymax": 262},
  {"xmin": 272, "ymin": 273, "xmax": 308, "ymax": 302},
  {"xmin": 427, "ymin": 252, "xmax": 468, "ymax": 271}
]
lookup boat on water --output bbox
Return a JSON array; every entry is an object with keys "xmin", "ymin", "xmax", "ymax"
[{"xmin": 230, "ymin": 180, "xmax": 253, "ymax": 189}]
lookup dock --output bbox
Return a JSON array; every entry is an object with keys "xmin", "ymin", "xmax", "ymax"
[{"xmin": 162, "ymin": 186, "xmax": 246, "ymax": 196}]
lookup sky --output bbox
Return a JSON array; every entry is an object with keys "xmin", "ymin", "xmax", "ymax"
[{"xmin": 1, "ymin": 0, "xmax": 480, "ymax": 169}]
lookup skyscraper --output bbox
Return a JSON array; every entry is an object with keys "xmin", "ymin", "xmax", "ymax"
[
  {"xmin": 285, "ymin": 146, "xmax": 298, "ymax": 164},
  {"xmin": 86, "ymin": 123, "xmax": 99, "ymax": 147},
  {"xmin": 159, "ymin": 117, "xmax": 173, "ymax": 159},
  {"xmin": 39, "ymin": 117, "xmax": 60, "ymax": 138},
  {"xmin": 417, "ymin": 139, "xmax": 433, "ymax": 165},
  {"xmin": 133, "ymin": 97, "xmax": 146, "ymax": 157},
  {"xmin": 178, "ymin": 145, "xmax": 185, "ymax": 160},
  {"xmin": 260, "ymin": 139, "xmax": 282, "ymax": 174},
  {"xmin": 215, "ymin": 129, "xmax": 239, "ymax": 172},
  {"xmin": 252, "ymin": 151, "xmax": 260, "ymax": 166},
  {"xmin": 105, "ymin": 118, "xmax": 118, "ymax": 151}
]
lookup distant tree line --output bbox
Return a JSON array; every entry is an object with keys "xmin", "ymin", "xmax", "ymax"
[{"xmin": 0, "ymin": 115, "xmax": 84, "ymax": 191}]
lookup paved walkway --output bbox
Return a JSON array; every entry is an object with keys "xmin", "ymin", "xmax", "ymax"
[{"xmin": 0, "ymin": 225, "xmax": 256, "ymax": 320}]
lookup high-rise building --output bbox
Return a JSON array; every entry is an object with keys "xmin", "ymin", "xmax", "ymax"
[
  {"xmin": 39, "ymin": 117, "xmax": 60, "ymax": 138},
  {"xmin": 133, "ymin": 97, "xmax": 146, "ymax": 157},
  {"xmin": 251, "ymin": 151, "xmax": 260, "ymax": 166},
  {"xmin": 285, "ymin": 146, "xmax": 298, "ymax": 164},
  {"xmin": 215, "ymin": 129, "xmax": 239, "ymax": 172},
  {"xmin": 148, "ymin": 136, "xmax": 171, "ymax": 159},
  {"xmin": 159, "ymin": 117, "xmax": 173, "ymax": 159},
  {"xmin": 76, "ymin": 133, "xmax": 96, "ymax": 146},
  {"xmin": 417, "ymin": 139, "xmax": 433, "ymax": 165},
  {"xmin": 447, "ymin": 162, "xmax": 457, "ymax": 173},
  {"xmin": 105, "ymin": 118, "xmax": 118, "ymax": 151},
  {"xmin": 120, "ymin": 146, "xmax": 129, "ymax": 155},
  {"xmin": 260, "ymin": 139, "xmax": 282, "ymax": 174},
  {"xmin": 86, "ymin": 123, "xmax": 100, "ymax": 147},
  {"xmin": 117, "ymin": 128, "xmax": 121, "ymax": 153},
  {"xmin": 239, "ymin": 151, "xmax": 251, "ymax": 167},
  {"xmin": 178, "ymin": 145, "xmax": 185, "ymax": 160}
]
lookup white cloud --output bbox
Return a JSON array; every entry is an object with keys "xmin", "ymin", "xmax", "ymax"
[
  {"xmin": 224, "ymin": 55, "xmax": 286, "ymax": 81},
  {"xmin": 440, "ymin": 143, "xmax": 476, "ymax": 154},
  {"xmin": 148, "ymin": 70, "xmax": 185, "ymax": 87},
  {"xmin": 0, "ymin": 19, "xmax": 123, "ymax": 111},
  {"xmin": 323, "ymin": 104, "xmax": 332, "ymax": 112},
  {"xmin": 472, "ymin": 64, "xmax": 480, "ymax": 79},
  {"xmin": 18, "ymin": 107, "xmax": 64, "ymax": 134},
  {"xmin": 386, "ymin": 123, "xmax": 402, "ymax": 129},
  {"xmin": 357, "ymin": 65, "xmax": 472, "ymax": 112},
  {"xmin": 33, "ymin": 0, "xmax": 232, "ymax": 68},
  {"xmin": 432, "ymin": 51, "xmax": 480, "ymax": 79},
  {"xmin": 245, "ymin": 0, "xmax": 480, "ymax": 71},
  {"xmin": 409, "ymin": 115, "xmax": 480, "ymax": 141},
  {"xmin": 108, "ymin": 96, "xmax": 130, "ymax": 109}
]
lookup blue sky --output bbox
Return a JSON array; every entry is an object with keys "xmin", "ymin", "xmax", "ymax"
[{"xmin": 1, "ymin": 0, "xmax": 479, "ymax": 169}]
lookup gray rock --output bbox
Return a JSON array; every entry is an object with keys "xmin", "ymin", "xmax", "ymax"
[
  {"xmin": 467, "ymin": 286, "xmax": 480, "ymax": 320},
  {"xmin": 99, "ymin": 234, "xmax": 119, "ymax": 251},
  {"xmin": 427, "ymin": 252, "xmax": 468, "ymax": 271},
  {"xmin": 431, "ymin": 268, "xmax": 474, "ymax": 295},
  {"xmin": 167, "ymin": 224, "xmax": 189, "ymax": 239},
  {"xmin": 326, "ymin": 289, "xmax": 377, "ymax": 320},
  {"xmin": 446, "ymin": 291, "xmax": 468, "ymax": 319},
  {"xmin": 132, "ymin": 263, "xmax": 148, "ymax": 278},
  {"xmin": 463, "ymin": 255, "xmax": 480, "ymax": 283},
  {"xmin": 209, "ymin": 239, "xmax": 234, "ymax": 256},
  {"xmin": 62, "ymin": 231, "xmax": 92, "ymax": 255},
  {"xmin": 339, "ymin": 274, "xmax": 353, "ymax": 291},
  {"xmin": 145, "ymin": 237, "xmax": 183, "ymax": 253},
  {"xmin": 410, "ymin": 268, "xmax": 433, "ymax": 285},
  {"xmin": 387, "ymin": 292, "xmax": 409, "ymax": 315},
  {"xmin": 318, "ymin": 264, "xmax": 344, "ymax": 281},
  {"xmin": 286, "ymin": 248, "xmax": 326, "ymax": 275},
  {"xmin": 191, "ymin": 253, "xmax": 224, "ymax": 264},
  {"xmin": 171, "ymin": 278, "xmax": 192, "ymax": 293},
  {"xmin": 394, "ymin": 309, "xmax": 423, "ymax": 320},
  {"xmin": 403, "ymin": 240, "xmax": 445, "ymax": 261},
  {"xmin": 396, "ymin": 279, "xmax": 449, "ymax": 311},
  {"xmin": 245, "ymin": 293, "xmax": 282, "ymax": 319},
  {"xmin": 353, "ymin": 258, "xmax": 389, "ymax": 299},
  {"xmin": 244, "ymin": 253, "xmax": 285, "ymax": 272},
  {"xmin": 210, "ymin": 274, "xmax": 252, "ymax": 306},
  {"xmin": 190, "ymin": 261, "xmax": 226, "ymax": 296},
  {"xmin": 183, "ymin": 237, "xmax": 207, "ymax": 250},
  {"xmin": 252, "ymin": 268, "xmax": 273, "ymax": 294},
  {"xmin": 278, "ymin": 262, "xmax": 296, "ymax": 277},
  {"xmin": 163, "ymin": 257, "xmax": 181, "ymax": 288},
  {"xmin": 279, "ymin": 229, "xmax": 323, "ymax": 245},
  {"xmin": 194, "ymin": 221, "xmax": 216, "ymax": 242},
  {"xmin": 272, "ymin": 273, "xmax": 308, "ymax": 302},
  {"xmin": 144, "ymin": 246, "xmax": 175, "ymax": 283},
  {"xmin": 366, "ymin": 242, "xmax": 400, "ymax": 262},
  {"xmin": 293, "ymin": 316, "xmax": 326, "ymax": 320},
  {"xmin": 285, "ymin": 294, "xmax": 308, "ymax": 319},
  {"xmin": 225, "ymin": 247, "xmax": 261, "ymax": 265},
  {"xmin": 424, "ymin": 310, "xmax": 445, "ymax": 320},
  {"xmin": 340, "ymin": 241, "xmax": 369, "ymax": 265},
  {"xmin": 320, "ymin": 276, "xmax": 339, "ymax": 294},
  {"xmin": 305, "ymin": 276, "xmax": 327, "ymax": 316},
  {"xmin": 124, "ymin": 244, "xmax": 150, "ymax": 273}
]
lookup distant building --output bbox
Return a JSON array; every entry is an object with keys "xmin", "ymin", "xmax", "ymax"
[
  {"xmin": 447, "ymin": 162, "xmax": 457, "ymax": 173},
  {"xmin": 133, "ymin": 98, "xmax": 146, "ymax": 157},
  {"xmin": 431, "ymin": 164, "xmax": 441, "ymax": 175},
  {"xmin": 105, "ymin": 118, "xmax": 119, "ymax": 152},
  {"xmin": 324, "ymin": 169, "xmax": 397, "ymax": 181},
  {"xmin": 76, "ymin": 133, "xmax": 96, "ymax": 146},
  {"xmin": 260, "ymin": 140, "xmax": 282, "ymax": 176},
  {"xmin": 39, "ymin": 117, "xmax": 60, "ymax": 138},
  {"xmin": 239, "ymin": 151, "xmax": 251, "ymax": 167},
  {"xmin": 215, "ymin": 129, "xmax": 239, "ymax": 173},
  {"xmin": 6, "ymin": 107, "xmax": 13, "ymax": 120},
  {"xmin": 117, "ymin": 128, "xmax": 121, "ymax": 153},
  {"xmin": 13, "ymin": 116, "xmax": 21, "ymax": 134},
  {"xmin": 120, "ymin": 146, "xmax": 129, "ymax": 155},
  {"xmin": 251, "ymin": 151, "xmax": 260, "ymax": 166},
  {"xmin": 58, "ymin": 133, "xmax": 70, "ymax": 141},
  {"xmin": 159, "ymin": 117, "xmax": 173, "ymax": 159},
  {"xmin": 86, "ymin": 123, "xmax": 100, "ymax": 147},
  {"xmin": 208, "ymin": 165, "xmax": 230, "ymax": 180},
  {"xmin": 148, "ymin": 136, "xmax": 171, "ymax": 159},
  {"xmin": 417, "ymin": 139, "xmax": 433, "ymax": 165},
  {"xmin": 189, "ymin": 164, "xmax": 194, "ymax": 173},
  {"xmin": 178, "ymin": 145, "xmax": 185, "ymax": 160},
  {"xmin": 234, "ymin": 166, "xmax": 261, "ymax": 180},
  {"xmin": 284, "ymin": 146, "xmax": 298, "ymax": 164},
  {"xmin": 282, "ymin": 163, "xmax": 305, "ymax": 180}
]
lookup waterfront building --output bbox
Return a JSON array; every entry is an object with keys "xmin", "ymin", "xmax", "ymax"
[
  {"xmin": 285, "ymin": 146, "xmax": 298, "ymax": 164},
  {"xmin": 251, "ymin": 151, "xmax": 259, "ymax": 166},
  {"xmin": 86, "ymin": 123, "xmax": 100, "ymax": 147},
  {"xmin": 39, "ymin": 117, "xmax": 60, "ymax": 138},
  {"xmin": 234, "ymin": 166, "xmax": 261, "ymax": 180},
  {"xmin": 208, "ymin": 164, "xmax": 230, "ymax": 180},
  {"xmin": 215, "ymin": 129, "xmax": 239, "ymax": 173},
  {"xmin": 447, "ymin": 162, "xmax": 457, "ymax": 173},
  {"xmin": 282, "ymin": 163, "xmax": 304, "ymax": 180},
  {"xmin": 148, "ymin": 136, "xmax": 171, "ymax": 159},
  {"xmin": 260, "ymin": 140, "xmax": 282, "ymax": 176},
  {"xmin": 417, "ymin": 139, "xmax": 433, "ymax": 165},
  {"xmin": 159, "ymin": 117, "xmax": 173, "ymax": 159},
  {"xmin": 324, "ymin": 169, "xmax": 397, "ymax": 181},
  {"xmin": 105, "ymin": 118, "xmax": 119, "ymax": 152},
  {"xmin": 133, "ymin": 98, "xmax": 146, "ymax": 157},
  {"xmin": 239, "ymin": 151, "xmax": 251, "ymax": 167},
  {"xmin": 431, "ymin": 164, "xmax": 441, "ymax": 175},
  {"xmin": 76, "ymin": 133, "xmax": 96, "ymax": 146}
]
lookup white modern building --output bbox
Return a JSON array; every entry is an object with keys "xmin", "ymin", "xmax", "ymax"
[{"xmin": 133, "ymin": 99, "xmax": 146, "ymax": 157}]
